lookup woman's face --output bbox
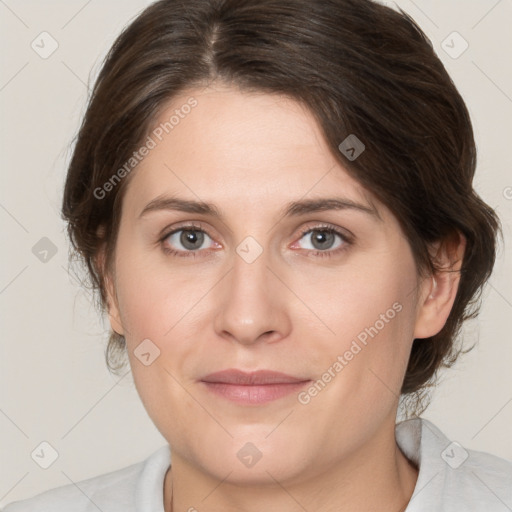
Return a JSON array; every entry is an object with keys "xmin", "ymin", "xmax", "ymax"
[{"xmin": 105, "ymin": 84, "xmax": 436, "ymax": 484}]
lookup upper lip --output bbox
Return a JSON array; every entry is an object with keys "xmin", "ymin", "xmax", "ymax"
[{"xmin": 201, "ymin": 369, "xmax": 310, "ymax": 385}]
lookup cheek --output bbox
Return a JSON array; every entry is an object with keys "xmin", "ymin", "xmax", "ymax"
[
  {"xmin": 113, "ymin": 252, "xmax": 208, "ymax": 400},
  {"xmin": 114, "ymin": 248, "xmax": 203, "ymax": 340},
  {"xmin": 298, "ymin": 249, "xmax": 418, "ymax": 400},
  {"xmin": 301, "ymin": 248, "xmax": 417, "ymax": 343},
  {"xmin": 291, "ymin": 262, "xmax": 417, "ymax": 452}
]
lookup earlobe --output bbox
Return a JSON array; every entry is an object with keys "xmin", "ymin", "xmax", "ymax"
[
  {"xmin": 413, "ymin": 232, "xmax": 466, "ymax": 339},
  {"xmin": 104, "ymin": 272, "xmax": 125, "ymax": 336},
  {"xmin": 95, "ymin": 242, "xmax": 125, "ymax": 337}
]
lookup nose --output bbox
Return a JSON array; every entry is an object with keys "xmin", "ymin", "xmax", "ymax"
[{"xmin": 213, "ymin": 243, "xmax": 292, "ymax": 346}]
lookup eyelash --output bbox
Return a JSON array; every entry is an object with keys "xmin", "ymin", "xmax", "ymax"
[{"xmin": 159, "ymin": 222, "xmax": 353, "ymax": 259}]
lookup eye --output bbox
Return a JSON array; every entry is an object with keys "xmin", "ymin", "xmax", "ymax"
[
  {"xmin": 292, "ymin": 225, "xmax": 352, "ymax": 258},
  {"xmin": 159, "ymin": 222, "xmax": 352, "ymax": 259},
  {"xmin": 160, "ymin": 223, "xmax": 218, "ymax": 258}
]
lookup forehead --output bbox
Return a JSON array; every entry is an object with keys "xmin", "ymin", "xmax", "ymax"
[{"xmin": 121, "ymin": 85, "xmax": 385, "ymax": 221}]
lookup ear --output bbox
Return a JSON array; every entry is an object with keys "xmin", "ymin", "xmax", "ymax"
[
  {"xmin": 413, "ymin": 231, "xmax": 466, "ymax": 339},
  {"xmin": 95, "ymin": 241, "xmax": 125, "ymax": 337}
]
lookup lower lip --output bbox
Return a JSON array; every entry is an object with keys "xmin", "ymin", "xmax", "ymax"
[{"xmin": 201, "ymin": 381, "xmax": 311, "ymax": 405}]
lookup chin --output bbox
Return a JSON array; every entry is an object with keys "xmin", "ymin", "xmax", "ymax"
[{"xmin": 186, "ymin": 433, "xmax": 310, "ymax": 486}]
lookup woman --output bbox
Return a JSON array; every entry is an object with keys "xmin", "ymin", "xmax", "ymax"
[{"xmin": 4, "ymin": 0, "xmax": 511, "ymax": 510}]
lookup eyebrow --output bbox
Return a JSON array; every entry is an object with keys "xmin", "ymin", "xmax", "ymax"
[{"xmin": 138, "ymin": 195, "xmax": 381, "ymax": 221}]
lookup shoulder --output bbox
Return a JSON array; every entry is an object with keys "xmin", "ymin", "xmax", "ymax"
[
  {"xmin": 1, "ymin": 461, "xmax": 143, "ymax": 512},
  {"xmin": 396, "ymin": 417, "xmax": 512, "ymax": 511},
  {"xmin": 441, "ymin": 440, "xmax": 512, "ymax": 507},
  {"xmin": 1, "ymin": 445, "xmax": 171, "ymax": 512}
]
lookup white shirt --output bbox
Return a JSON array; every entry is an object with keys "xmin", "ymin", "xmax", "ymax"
[{"xmin": 3, "ymin": 418, "xmax": 511, "ymax": 511}]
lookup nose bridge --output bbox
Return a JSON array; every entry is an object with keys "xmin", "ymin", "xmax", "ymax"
[{"xmin": 213, "ymin": 236, "xmax": 290, "ymax": 345}]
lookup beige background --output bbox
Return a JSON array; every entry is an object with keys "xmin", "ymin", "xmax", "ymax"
[{"xmin": 1, "ymin": 0, "xmax": 511, "ymax": 505}]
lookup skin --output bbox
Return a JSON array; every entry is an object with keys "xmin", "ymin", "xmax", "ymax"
[{"xmin": 100, "ymin": 83, "xmax": 465, "ymax": 512}]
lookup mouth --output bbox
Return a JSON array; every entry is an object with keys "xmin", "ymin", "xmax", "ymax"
[{"xmin": 200, "ymin": 369, "xmax": 312, "ymax": 405}]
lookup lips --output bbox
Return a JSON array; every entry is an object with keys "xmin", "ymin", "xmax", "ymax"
[
  {"xmin": 200, "ymin": 369, "xmax": 312, "ymax": 405},
  {"xmin": 201, "ymin": 369, "xmax": 309, "ymax": 385}
]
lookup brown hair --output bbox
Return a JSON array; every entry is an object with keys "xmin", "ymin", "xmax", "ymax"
[{"xmin": 61, "ymin": 0, "xmax": 502, "ymax": 416}]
